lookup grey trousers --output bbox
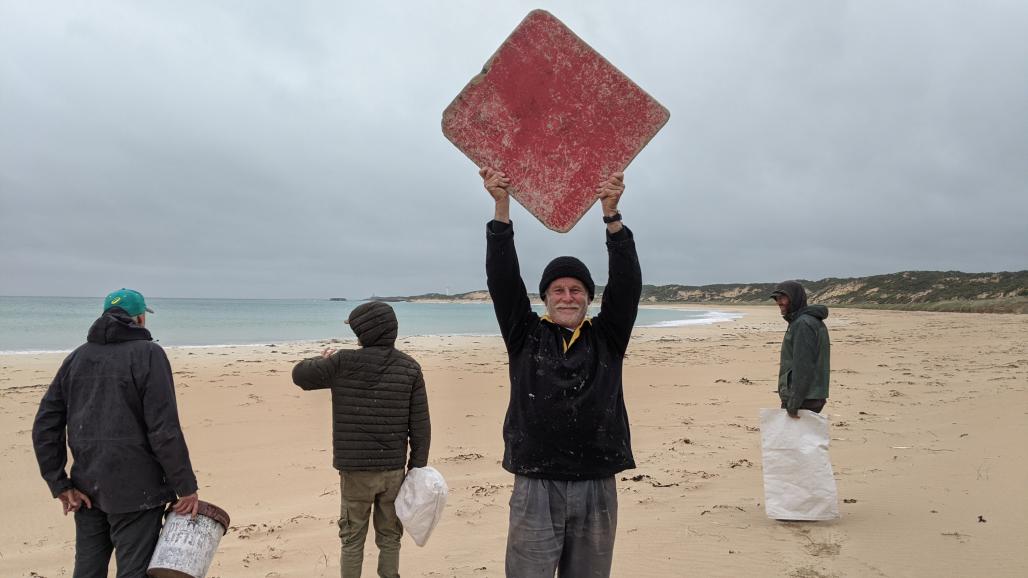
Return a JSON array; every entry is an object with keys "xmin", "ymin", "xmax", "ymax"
[
  {"xmin": 338, "ymin": 469, "xmax": 405, "ymax": 578},
  {"xmin": 505, "ymin": 475, "xmax": 618, "ymax": 578},
  {"xmin": 73, "ymin": 505, "xmax": 165, "ymax": 578}
]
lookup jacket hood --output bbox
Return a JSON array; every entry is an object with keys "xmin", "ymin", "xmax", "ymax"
[
  {"xmin": 348, "ymin": 301, "xmax": 397, "ymax": 347},
  {"xmin": 772, "ymin": 280, "xmax": 808, "ymax": 321},
  {"xmin": 86, "ymin": 307, "xmax": 153, "ymax": 344},
  {"xmin": 792, "ymin": 304, "xmax": 829, "ymax": 322}
]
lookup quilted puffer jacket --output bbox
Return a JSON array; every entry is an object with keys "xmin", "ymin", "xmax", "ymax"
[{"xmin": 292, "ymin": 301, "xmax": 430, "ymax": 471}]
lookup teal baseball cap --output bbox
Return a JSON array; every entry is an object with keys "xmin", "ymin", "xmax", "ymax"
[{"xmin": 103, "ymin": 288, "xmax": 154, "ymax": 316}]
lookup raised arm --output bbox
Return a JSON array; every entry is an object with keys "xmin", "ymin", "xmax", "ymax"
[
  {"xmin": 598, "ymin": 172, "xmax": 625, "ymax": 235},
  {"xmin": 482, "ymin": 167, "xmax": 510, "ymax": 224},
  {"xmin": 291, "ymin": 351, "xmax": 337, "ymax": 391},
  {"xmin": 482, "ymin": 167, "xmax": 536, "ymax": 350},
  {"xmin": 593, "ymin": 172, "xmax": 642, "ymax": 353}
]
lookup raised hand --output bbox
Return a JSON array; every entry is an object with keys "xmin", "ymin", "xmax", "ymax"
[
  {"xmin": 479, "ymin": 167, "xmax": 510, "ymax": 202},
  {"xmin": 480, "ymin": 167, "xmax": 511, "ymax": 223},
  {"xmin": 596, "ymin": 172, "xmax": 625, "ymax": 217}
]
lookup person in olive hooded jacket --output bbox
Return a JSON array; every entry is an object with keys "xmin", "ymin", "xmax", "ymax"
[
  {"xmin": 770, "ymin": 281, "xmax": 831, "ymax": 416},
  {"xmin": 292, "ymin": 300, "xmax": 430, "ymax": 578},
  {"xmin": 32, "ymin": 288, "xmax": 198, "ymax": 578}
]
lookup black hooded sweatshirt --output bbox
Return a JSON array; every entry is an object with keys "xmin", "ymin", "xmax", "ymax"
[{"xmin": 32, "ymin": 308, "xmax": 197, "ymax": 513}]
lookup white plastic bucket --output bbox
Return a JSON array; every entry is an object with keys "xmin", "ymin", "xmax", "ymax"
[{"xmin": 147, "ymin": 501, "xmax": 231, "ymax": 578}]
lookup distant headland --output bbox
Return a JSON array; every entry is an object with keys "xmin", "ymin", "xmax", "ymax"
[{"xmin": 352, "ymin": 270, "xmax": 1028, "ymax": 314}]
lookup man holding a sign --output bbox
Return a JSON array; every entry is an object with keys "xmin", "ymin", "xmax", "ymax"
[{"xmin": 481, "ymin": 166, "xmax": 641, "ymax": 577}]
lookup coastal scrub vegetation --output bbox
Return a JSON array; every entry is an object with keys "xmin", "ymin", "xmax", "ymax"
[{"xmin": 387, "ymin": 271, "xmax": 1028, "ymax": 314}]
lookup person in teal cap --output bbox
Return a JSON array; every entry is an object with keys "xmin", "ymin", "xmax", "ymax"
[{"xmin": 33, "ymin": 288, "xmax": 200, "ymax": 578}]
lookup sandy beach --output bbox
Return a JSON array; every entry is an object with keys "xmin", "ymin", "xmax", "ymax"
[{"xmin": 2, "ymin": 305, "xmax": 1026, "ymax": 577}]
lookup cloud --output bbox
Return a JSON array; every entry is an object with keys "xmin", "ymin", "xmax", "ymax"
[{"xmin": 2, "ymin": 0, "xmax": 1025, "ymax": 298}]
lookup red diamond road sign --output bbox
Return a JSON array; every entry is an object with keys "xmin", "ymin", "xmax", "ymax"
[{"xmin": 442, "ymin": 10, "xmax": 670, "ymax": 233}]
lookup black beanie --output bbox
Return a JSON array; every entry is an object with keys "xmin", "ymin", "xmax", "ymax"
[{"xmin": 539, "ymin": 256, "xmax": 595, "ymax": 301}]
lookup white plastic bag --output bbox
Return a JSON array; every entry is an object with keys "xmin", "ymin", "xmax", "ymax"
[
  {"xmin": 760, "ymin": 408, "xmax": 840, "ymax": 521},
  {"xmin": 394, "ymin": 466, "xmax": 448, "ymax": 546}
]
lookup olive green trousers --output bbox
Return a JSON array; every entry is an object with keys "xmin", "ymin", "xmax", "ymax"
[{"xmin": 338, "ymin": 469, "xmax": 405, "ymax": 578}]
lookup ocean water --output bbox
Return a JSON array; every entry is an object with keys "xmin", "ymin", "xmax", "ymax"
[{"xmin": 0, "ymin": 297, "xmax": 741, "ymax": 353}]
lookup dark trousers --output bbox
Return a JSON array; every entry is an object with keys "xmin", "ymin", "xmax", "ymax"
[
  {"xmin": 73, "ymin": 505, "xmax": 164, "ymax": 578},
  {"xmin": 505, "ymin": 476, "xmax": 618, "ymax": 578},
  {"xmin": 783, "ymin": 399, "xmax": 827, "ymax": 414}
]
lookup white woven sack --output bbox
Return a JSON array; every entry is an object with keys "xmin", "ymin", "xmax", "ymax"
[
  {"xmin": 760, "ymin": 408, "xmax": 840, "ymax": 521},
  {"xmin": 395, "ymin": 466, "xmax": 448, "ymax": 546}
]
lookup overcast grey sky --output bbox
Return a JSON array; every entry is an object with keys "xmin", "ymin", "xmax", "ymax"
[{"xmin": 2, "ymin": 1, "xmax": 1025, "ymax": 299}]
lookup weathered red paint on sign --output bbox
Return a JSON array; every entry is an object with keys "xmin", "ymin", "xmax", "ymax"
[{"xmin": 442, "ymin": 10, "xmax": 670, "ymax": 233}]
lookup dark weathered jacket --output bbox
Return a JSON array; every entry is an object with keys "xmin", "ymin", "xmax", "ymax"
[
  {"xmin": 778, "ymin": 305, "xmax": 831, "ymax": 411},
  {"xmin": 32, "ymin": 308, "xmax": 197, "ymax": 514},
  {"xmin": 487, "ymin": 220, "xmax": 642, "ymax": 480},
  {"xmin": 292, "ymin": 302, "xmax": 430, "ymax": 471}
]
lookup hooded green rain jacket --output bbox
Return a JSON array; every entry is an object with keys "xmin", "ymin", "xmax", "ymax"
[{"xmin": 778, "ymin": 304, "xmax": 831, "ymax": 411}]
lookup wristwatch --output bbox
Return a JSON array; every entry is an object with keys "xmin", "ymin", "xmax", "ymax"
[{"xmin": 602, "ymin": 212, "xmax": 622, "ymax": 224}]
